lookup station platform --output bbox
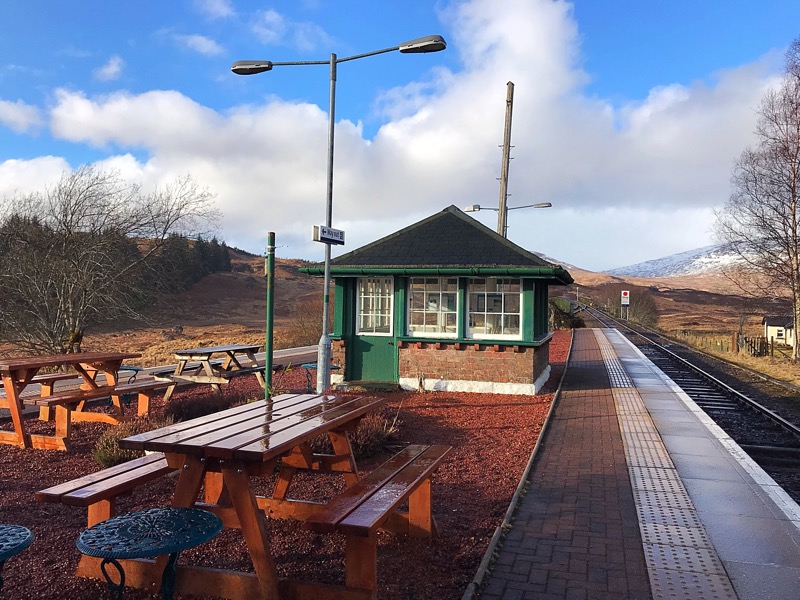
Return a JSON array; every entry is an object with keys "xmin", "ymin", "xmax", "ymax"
[{"xmin": 476, "ymin": 328, "xmax": 800, "ymax": 600}]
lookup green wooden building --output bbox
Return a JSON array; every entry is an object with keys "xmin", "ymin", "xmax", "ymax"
[{"xmin": 301, "ymin": 205, "xmax": 573, "ymax": 394}]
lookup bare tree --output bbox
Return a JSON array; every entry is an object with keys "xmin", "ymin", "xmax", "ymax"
[
  {"xmin": 0, "ymin": 166, "xmax": 219, "ymax": 354},
  {"xmin": 714, "ymin": 39, "xmax": 800, "ymax": 359}
]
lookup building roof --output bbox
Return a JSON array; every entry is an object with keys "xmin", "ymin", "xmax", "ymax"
[
  {"xmin": 301, "ymin": 205, "xmax": 573, "ymax": 284},
  {"xmin": 763, "ymin": 316, "xmax": 794, "ymax": 329}
]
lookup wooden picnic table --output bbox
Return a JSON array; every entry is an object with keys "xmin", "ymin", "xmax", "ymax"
[
  {"xmin": 0, "ymin": 351, "xmax": 140, "ymax": 450},
  {"xmin": 161, "ymin": 343, "xmax": 264, "ymax": 401},
  {"xmin": 70, "ymin": 392, "xmax": 388, "ymax": 599}
]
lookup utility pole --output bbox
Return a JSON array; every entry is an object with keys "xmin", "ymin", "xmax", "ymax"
[{"xmin": 497, "ymin": 81, "xmax": 514, "ymax": 237}]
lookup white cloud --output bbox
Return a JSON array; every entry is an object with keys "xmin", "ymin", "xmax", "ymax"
[
  {"xmin": 194, "ymin": 0, "xmax": 234, "ymax": 19},
  {"xmin": 251, "ymin": 9, "xmax": 334, "ymax": 51},
  {"xmin": 0, "ymin": 156, "xmax": 71, "ymax": 199},
  {"xmin": 0, "ymin": 99, "xmax": 42, "ymax": 133},
  {"xmin": 252, "ymin": 10, "xmax": 286, "ymax": 45},
  {"xmin": 174, "ymin": 34, "xmax": 224, "ymax": 56},
  {"xmin": 5, "ymin": 0, "xmax": 785, "ymax": 270},
  {"xmin": 93, "ymin": 55, "xmax": 124, "ymax": 81}
]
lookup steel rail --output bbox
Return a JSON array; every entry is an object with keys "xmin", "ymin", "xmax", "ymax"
[{"xmin": 587, "ymin": 307, "xmax": 800, "ymax": 441}]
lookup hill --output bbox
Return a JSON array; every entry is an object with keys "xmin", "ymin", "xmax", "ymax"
[
  {"xmin": 76, "ymin": 244, "xmax": 784, "ymax": 367},
  {"xmin": 80, "ymin": 248, "xmax": 323, "ymax": 367},
  {"xmin": 605, "ymin": 244, "xmax": 739, "ymax": 278}
]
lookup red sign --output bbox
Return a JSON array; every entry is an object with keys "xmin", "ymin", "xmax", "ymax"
[{"xmin": 621, "ymin": 290, "xmax": 630, "ymax": 306}]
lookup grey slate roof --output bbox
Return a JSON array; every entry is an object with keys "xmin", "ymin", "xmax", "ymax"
[
  {"xmin": 302, "ymin": 205, "xmax": 573, "ymax": 284},
  {"xmin": 763, "ymin": 316, "xmax": 794, "ymax": 329}
]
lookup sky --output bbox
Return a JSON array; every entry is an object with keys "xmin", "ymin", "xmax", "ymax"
[{"xmin": 1, "ymin": 0, "xmax": 798, "ymax": 272}]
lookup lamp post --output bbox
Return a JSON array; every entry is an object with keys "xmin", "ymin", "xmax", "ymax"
[
  {"xmin": 233, "ymin": 35, "xmax": 446, "ymax": 393},
  {"xmin": 464, "ymin": 202, "xmax": 552, "ymax": 237}
]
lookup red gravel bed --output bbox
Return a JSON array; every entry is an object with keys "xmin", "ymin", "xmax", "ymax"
[{"xmin": 0, "ymin": 331, "xmax": 570, "ymax": 599}]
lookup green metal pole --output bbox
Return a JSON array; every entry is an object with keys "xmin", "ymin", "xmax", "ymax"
[{"xmin": 265, "ymin": 232, "xmax": 275, "ymax": 398}]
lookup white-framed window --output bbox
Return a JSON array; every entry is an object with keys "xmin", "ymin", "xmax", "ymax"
[
  {"xmin": 357, "ymin": 277, "xmax": 394, "ymax": 335},
  {"xmin": 467, "ymin": 278, "xmax": 521, "ymax": 338},
  {"xmin": 408, "ymin": 277, "xmax": 458, "ymax": 337}
]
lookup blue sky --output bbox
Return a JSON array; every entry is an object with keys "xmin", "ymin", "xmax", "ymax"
[{"xmin": 1, "ymin": 0, "xmax": 798, "ymax": 271}]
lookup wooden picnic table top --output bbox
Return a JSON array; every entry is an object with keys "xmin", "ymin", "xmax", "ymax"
[
  {"xmin": 172, "ymin": 344, "xmax": 260, "ymax": 357},
  {"xmin": 120, "ymin": 393, "xmax": 387, "ymax": 463},
  {"xmin": 0, "ymin": 351, "xmax": 141, "ymax": 372}
]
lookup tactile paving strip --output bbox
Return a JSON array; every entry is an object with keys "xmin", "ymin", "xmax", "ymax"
[
  {"xmin": 595, "ymin": 329, "xmax": 739, "ymax": 600},
  {"xmin": 645, "ymin": 543, "xmax": 726, "ymax": 574},
  {"xmin": 594, "ymin": 329, "xmax": 633, "ymax": 387},
  {"xmin": 640, "ymin": 522, "xmax": 713, "ymax": 548},
  {"xmin": 636, "ymin": 504, "xmax": 704, "ymax": 529},
  {"xmin": 649, "ymin": 569, "xmax": 738, "ymax": 600}
]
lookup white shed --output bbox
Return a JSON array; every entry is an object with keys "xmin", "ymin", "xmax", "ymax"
[{"xmin": 763, "ymin": 316, "xmax": 795, "ymax": 347}]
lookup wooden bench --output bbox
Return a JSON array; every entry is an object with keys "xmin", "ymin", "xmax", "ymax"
[
  {"xmin": 23, "ymin": 386, "xmax": 119, "ymax": 447},
  {"xmin": 22, "ymin": 380, "xmax": 174, "ymax": 447},
  {"xmin": 0, "ymin": 372, "xmax": 78, "ymax": 420},
  {"xmin": 36, "ymin": 452, "xmax": 178, "ymax": 527},
  {"xmin": 306, "ymin": 443, "xmax": 451, "ymax": 592},
  {"xmin": 113, "ymin": 380, "xmax": 175, "ymax": 417}
]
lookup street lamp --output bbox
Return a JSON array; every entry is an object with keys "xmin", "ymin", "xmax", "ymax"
[
  {"xmin": 464, "ymin": 202, "xmax": 552, "ymax": 237},
  {"xmin": 233, "ymin": 35, "xmax": 446, "ymax": 394}
]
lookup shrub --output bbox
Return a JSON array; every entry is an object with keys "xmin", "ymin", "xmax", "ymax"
[
  {"xmin": 164, "ymin": 393, "xmax": 241, "ymax": 423},
  {"xmin": 93, "ymin": 415, "xmax": 172, "ymax": 467},
  {"xmin": 309, "ymin": 405, "xmax": 402, "ymax": 460}
]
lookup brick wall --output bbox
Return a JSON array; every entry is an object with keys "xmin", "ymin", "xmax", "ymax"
[
  {"xmin": 397, "ymin": 341, "xmax": 549, "ymax": 385},
  {"xmin": 332, "ymin": 339, "xmax": 346, "ymax": 370},
  {"xmin": 332, "ymin": 338, "xmax": 550, "ymax": 387}
]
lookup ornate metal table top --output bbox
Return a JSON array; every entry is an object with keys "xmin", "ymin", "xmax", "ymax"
[
  {"xmin": 0, "ymin": 524, "xmax": 34, "ymax": 561},
  {"xmin": 76, "ymin": 507, "xmax": 222, "ymax": 560}
]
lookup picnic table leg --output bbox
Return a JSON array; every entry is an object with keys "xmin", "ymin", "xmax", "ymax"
[
  {"xmin": 201, "ymin": 360, "xmax": 223, "ymax": 395},
  {"xmin": 0, "ymin": 375, "xmax": 30, "ymax": 448},
  {"xmin": 327, "ymin": 430, "xmax": 360, "ymax": 487},
  {"xmin": 53, "ymin": 405, "xmax": 72, "ymax": 450},
  {"xmin": 345, "ymin": 534, "xmax": 377, "ymax": 592},
  {"xmin": 38, "ymin": 381, "xmax": 56, "ymax": 421},
  {"xmin": 204, "ymin": 472, "xmax": 226, "ymax": 504},
  {"xmin": 408, "ymin": 478, "xmax": 436, "ymax": 538},
  {"xmin": 162, "ymin": 360, "xmax": 188, "ymax": 402},
  {"xmin": 245, "ymin": 350, "xmax": 266, "ymax": 388},
  {"xmin": 223, "ymin": 462, "xmax": 280, "ymax": 600}
]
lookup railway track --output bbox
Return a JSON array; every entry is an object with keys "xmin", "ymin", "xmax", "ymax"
[{"xmin": 582, "ymin": 307, "xmax": 800, "ymax": 503}]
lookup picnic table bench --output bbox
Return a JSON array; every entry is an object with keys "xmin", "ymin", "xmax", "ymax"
[
  {"xmin": 37, "ymin": 393, "xmax": 451, "ymax": 599},
  {"xmin": 306, "ymin": 443, "xmax": 451, "ymax": 591},
  {"xmin": 36, "ymin": 452, "xmax": 177, "ymax": 526}
]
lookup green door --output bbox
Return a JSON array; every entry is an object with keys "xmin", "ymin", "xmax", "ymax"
[{"xmin": 348, "ymin": 277, "xmax": 397, "ymax": 382}]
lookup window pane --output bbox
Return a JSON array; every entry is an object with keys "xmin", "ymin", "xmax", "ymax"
[
  {"xmin": 410, "ymin": 292, "xmax": 425, "ymax": 310},
  {"xmin": 442, "ymin": 293, "xmax": 457, "ymax": 312},
  {"xmin": 486, "ymin": 294, "xmax": 502, "ymax": 313},
  {"xmin": 504, "ymin": 315, "xmax": 520, "ymax": 335},
  {"xmin": 505, "ymin": 294, "xmax": 520, "ymax": 314},
  {"xmin": 471, "ymin": 313, "xmax": 485, "ymax": 332},
  {"xmin": 486, "ymin": 314, "xmax": 502, "ymax": 334}
]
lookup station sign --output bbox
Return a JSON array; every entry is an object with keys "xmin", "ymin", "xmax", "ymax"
[
  {"xmin": 621, "ymin": 290, "xmax": 630, "ymax": 306},
  {"xmin": 312, "ymin": 225, "xmax": 345, "ymax": 245}
]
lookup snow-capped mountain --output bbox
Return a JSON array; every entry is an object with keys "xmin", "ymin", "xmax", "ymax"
[{"xmin": 605, "ymin": 244, "xmax": 741, "ymax": 278}]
